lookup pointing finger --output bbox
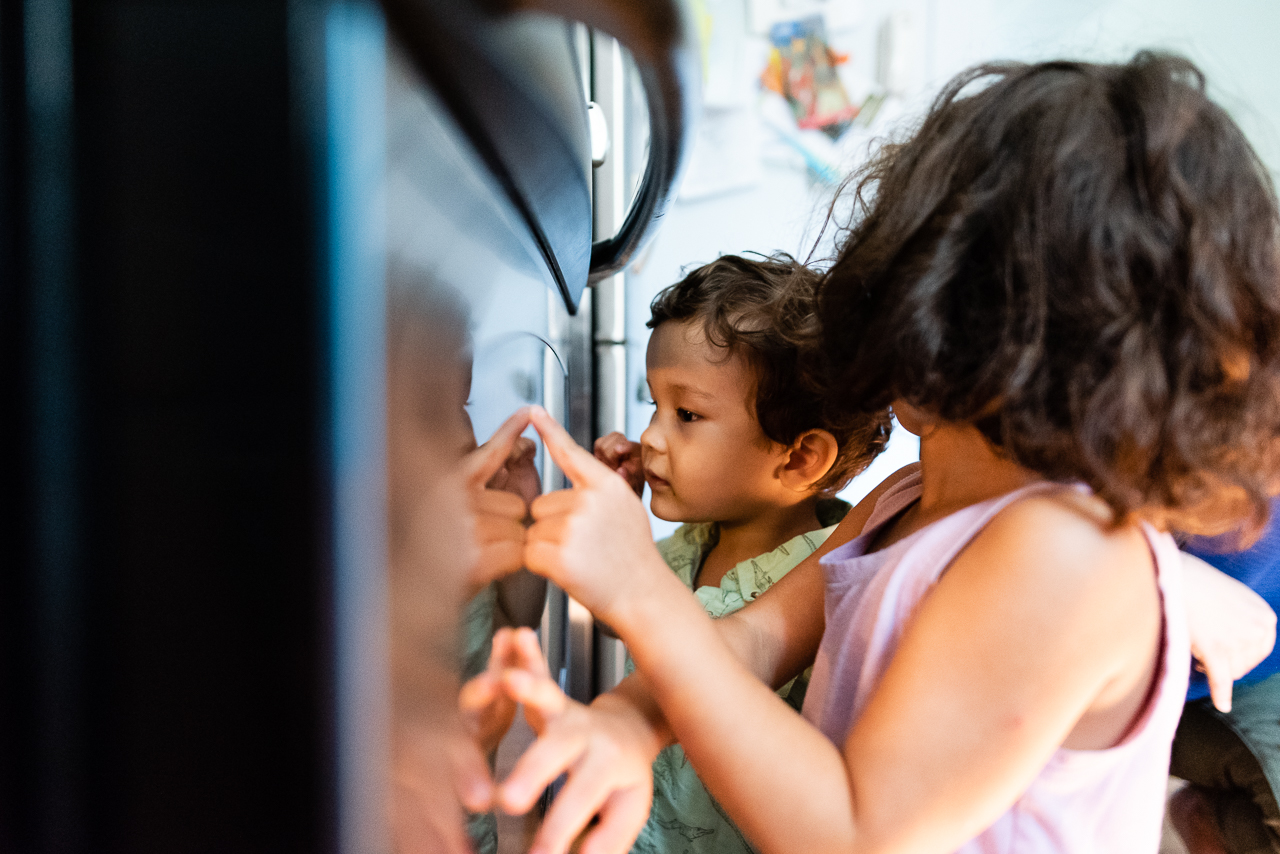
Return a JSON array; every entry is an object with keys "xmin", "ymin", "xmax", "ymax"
[
  {"xmin": 510, "ymin": 627, "xmax": 550, "ymax": 678},
  {"xmin": 464, "ymin": 407, "xmax": 533, "ymax": 488},
  {"xmin": 458, "ymin": 671, "xmax": 502, "ymax": 719},
  {"xmin": 530, "ymin": 406, "xmax": 609, "ymax": 488},
  {"xmin": 498, "ymin": 714, "xmax": 584, "ymax": 814},
  {"xmin": 1207, "ymin": 660, "xmax": 1234, "ymax": 713},
  {"xmin": 528, "ymin": 766, "xmax": 612, "ymax": 854},
  {"xmin": 504, "ymin": 669, "xmax": 568, "ymax": 731}
]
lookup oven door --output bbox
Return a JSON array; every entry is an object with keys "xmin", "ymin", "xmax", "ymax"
[{"xmin": 367, "ymin": 0, "xmax": 697, "ymax": 848}]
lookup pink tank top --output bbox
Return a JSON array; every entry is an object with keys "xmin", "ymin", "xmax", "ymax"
[{"xmin": 802, "ymin": 470, "xmax": 1188, "ymax": 853}]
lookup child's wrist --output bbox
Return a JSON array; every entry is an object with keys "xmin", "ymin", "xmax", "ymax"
[
  {"xmin": 605, "ymin": 551, "xmax": 685, "ymax": 638},
  {"xmin": 591, "ymin": 690, "xmax": 668, "ymax": 761}
]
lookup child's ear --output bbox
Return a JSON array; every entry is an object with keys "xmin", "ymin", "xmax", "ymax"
[{"xmin": 779, "ymin": 429, "xmax": 839, "ymax": 492}]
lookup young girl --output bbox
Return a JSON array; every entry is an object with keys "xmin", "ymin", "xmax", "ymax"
[{"xmin": 493, "ymin": 53, "xmax": 1280, "ymax": 854}]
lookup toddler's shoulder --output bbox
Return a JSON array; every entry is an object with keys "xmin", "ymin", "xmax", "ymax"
[{"xmin": 655, "ymin": 523, "xmax": 714, "ymax": 583}]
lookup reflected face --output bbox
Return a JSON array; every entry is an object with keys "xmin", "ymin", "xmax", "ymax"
[{"xmin": 641, "ymin": 320, "xmax": 790, "ymax": 524}]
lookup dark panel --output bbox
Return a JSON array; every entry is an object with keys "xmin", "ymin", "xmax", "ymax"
[
  {"xmin": 1, "ymin": 1, "xmax": 338, "ymax": 851},
  {"xmin": 73, "ymin": 3, "xmax": 332, "ymax": 851},
  {"xmin": 0, "ymin": 0, "xmax": 37, "ymax": 848}
]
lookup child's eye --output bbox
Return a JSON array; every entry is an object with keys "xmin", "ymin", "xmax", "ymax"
[{"xmin": 676, "ymin": 408, "xmax": 701, "ymax": 423}]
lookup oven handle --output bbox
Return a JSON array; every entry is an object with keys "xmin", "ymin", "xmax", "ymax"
[{"xmin": 507, "ymin": 0, "xmax": 701, "ymax": 281}]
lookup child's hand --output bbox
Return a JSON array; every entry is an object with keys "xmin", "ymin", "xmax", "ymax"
[
  {"xmin": 487, "ymin": 435, "xmax": 542, "ymax": 509},
  {"xmin": 593, "ymin": 432, "xmax": 645, "ymax": 497},
  {"xmin": 1183, "ymin": 551, "xmax": 1277, "ymax": 712},
  {"xmin": 497, "ymin": 673, "xmax": 658, "ymax": 854},
  {"xmin": 526, "ymin": 407, "xmax": 671, "ymax": 629},
  {"xmin": 454, "ymin": 627, "xmax": 555, "ymax": 819},
  {"xmin": 462, "ymin": 410, "xmax": 536, "ymax": 593},
  {"xmin": 459, "ymin": 626, "xmax": 540, "ymax": 762}
]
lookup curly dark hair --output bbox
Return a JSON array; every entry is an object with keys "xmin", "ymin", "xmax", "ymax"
[
  {"xmin": 649, "ymin": 253, "xmax": 892, "ymax": 493},
  {"xmin": 818, "ymin": 52, "xmax": 1280, "ymax": 535}
]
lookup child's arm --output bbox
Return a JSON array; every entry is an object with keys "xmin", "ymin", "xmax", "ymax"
[
  {"xmin": 496, "ymin": 428, "xmax": 911, "ymax": 854},
  {"xmin": 712, "ymin": 463, "xmax": 918, "ymax": 690},
  {"xmin": 524, "ymin": 407, "xmax": 1162, "ymax": 854},
  {"xmin": 1182, "ymin": 551, "xmax": 1276, "ymax": 712},
  {"xmin": 501, "ymin": 461, "xmax": 917, "ymax": 853}
]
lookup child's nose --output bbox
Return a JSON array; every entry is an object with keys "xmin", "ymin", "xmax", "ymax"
[{"xmin": 640, "ymin": 420, "xmax": 664, "ymax": 454}]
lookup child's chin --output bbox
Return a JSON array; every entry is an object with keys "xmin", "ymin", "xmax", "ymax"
[{"xmin": 648, "ymin": 495, "xmax": 683, "ymax": 522}]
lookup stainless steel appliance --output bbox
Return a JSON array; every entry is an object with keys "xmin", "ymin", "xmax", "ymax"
[{"xmin": 1, "ymin": 0, "xmax": 695, "ymax": 849}]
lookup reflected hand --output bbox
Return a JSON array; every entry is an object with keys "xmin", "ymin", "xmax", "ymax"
[
  {"xmin": 459, "ymin": 627, "xmax": 541, "ymax": 763},
  {"xmin": 488, "ymin": 435, "xmax": 542, "ymax": 509},
  {"xmin": 1183, "ymin": 551, "xmax": 1277, "ymax": 712},
  {"xmin": 496, "ymin": 657, "xmax": 658, "ymax": 854},
  {"xmin": 525, "ymin": 407, "xmax": 667, "ymax": 628},
  {"xmin": 463, "ymin": 409, "xmax": 535, "ymax": 593},
  {"xmin": 593, "ymin": 431, "xmax": 645, "ymax": 497},
  {"xmin": 456, "ymin": 625, "xmax": 552, "ymax": 816}
]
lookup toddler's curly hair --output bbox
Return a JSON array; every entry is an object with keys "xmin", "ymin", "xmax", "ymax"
[{"xmin": 649, "ymin": 253, "xmax": 892, "ymax": 493}]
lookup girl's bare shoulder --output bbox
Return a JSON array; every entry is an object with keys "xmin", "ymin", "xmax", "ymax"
[
  {"xmin": 951, "ymin": 488, "xmax": 1159, "ymax": 629},
  {"xmin": 986, "ymin": 487, "xmax": 1152, "ymax": 570},
  {"xmin": 945, "ymin": 488, "xmax": 1161, "ymax": 704}
]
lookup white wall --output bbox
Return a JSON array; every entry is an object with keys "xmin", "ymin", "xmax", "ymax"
[{"xmin": 928, "ymin": 0, "xmax": 1280, "ymax": 174}]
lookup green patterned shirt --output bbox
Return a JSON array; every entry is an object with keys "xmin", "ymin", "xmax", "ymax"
[
  {"xmin": 629, "ymin": 498, "xmax": 850, "ymax": 854},
  {"xmin": 461, "ymin": 585, "xmax": 499, "ymax": 854}
]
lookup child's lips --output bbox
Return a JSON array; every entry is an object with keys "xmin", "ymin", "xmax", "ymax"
[{"xmin": 645, "ymin": 469, "xmax": 670, "ymax": 489}]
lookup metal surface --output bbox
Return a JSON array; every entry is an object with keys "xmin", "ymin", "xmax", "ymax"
[
  {"xmin": 1, "ymin": 0, "xmax": 695, "ymax": 846},
  {"xmin": 592, "ymin": 340, "xmax": 629, "ymax": 691},
  {"xmin": 541, "ymin": 289, "xmax": 570, "ymax": 689},
  {"xmin": 544, "ymin": 283, "xmax": 597, "ymax": 703},
  {"xmin": 590, "ymin": 31, "xmax": 634, "ymax": 693},
  {"xmin": 328, "ymin": 8, "xmax": 390, "ymax": 853},
  {"xmin": 391, "ymin": 0, "xmax": 701, "ymax": 294},
  {"xmin": 543, "ymin": 0, "xmax": 699, "ymax": 281},
  {"xmin": 380, "ymin": 0, "xmax": 593, "ymax": 311}
]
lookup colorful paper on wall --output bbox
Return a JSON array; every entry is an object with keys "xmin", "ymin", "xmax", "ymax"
[{"xmin": 762, "ymin": 15, "xmax": 856, "ymax": 139}]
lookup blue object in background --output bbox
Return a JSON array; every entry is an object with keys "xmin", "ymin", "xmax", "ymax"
[{"xmin": 1183, "ymin": 498, "xmax": 1280, "ymax": 700}]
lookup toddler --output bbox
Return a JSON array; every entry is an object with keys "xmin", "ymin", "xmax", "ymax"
[{"xmin": 592, "ymin": 254, "xmax": 891, "ymax": 854}]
